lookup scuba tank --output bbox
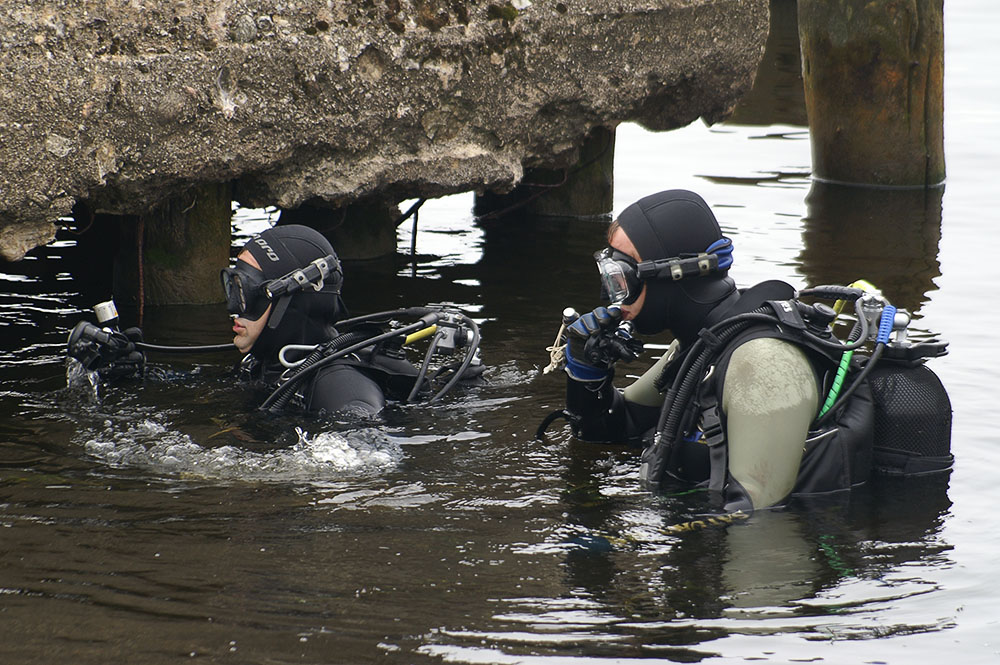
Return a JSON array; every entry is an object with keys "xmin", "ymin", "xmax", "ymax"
[{"xmin": 818, "ymin": 282, "xmax": 952, "ymax": 477}]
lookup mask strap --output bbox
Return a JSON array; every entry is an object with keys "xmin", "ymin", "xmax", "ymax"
[
  {"xmin": 259, "ymin": 233, "xmax": 297, "ymax": 332},
  {"xmin": 264, "ymin": 255, "xmax": 341, "ymax": 330},
  {"xmin": 264, "ymin": 255, "xmax": 342, "ymax": 300},
  {"xmin": 267, "ymin": 296, "xmax": 292, "ymax": 330},
  {"xmin": 635, "ymin": 237, "xmax": 734, "ymax": 281}
]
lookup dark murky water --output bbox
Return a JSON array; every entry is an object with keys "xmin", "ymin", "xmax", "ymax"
[{"xmin": 3, "ymin": 1, "xmax": 1000, "ymax": 662}]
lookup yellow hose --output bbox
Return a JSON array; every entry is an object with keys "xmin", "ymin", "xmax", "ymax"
[
  {"xmin": 833, "ymin": 279, "xmax": 880, "ymax": 315},
  {"xmin": 404, "ymin": 325, "xmax": 437, "ymax": 345}
]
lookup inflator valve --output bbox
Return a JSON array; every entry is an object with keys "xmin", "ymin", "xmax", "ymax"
[{"xmin": 877, "ymin": 305, "xmax": 897, "ymax": 345}]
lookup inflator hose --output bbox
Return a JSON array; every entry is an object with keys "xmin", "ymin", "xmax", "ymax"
[
  {"xmin": 813, "ymin": 343, "xmax": 884, "ymax": 427},
  {"xmin": 266, "ymin": 329, "xmax": 375, "ymax": 411},
  {"xmin": 258, "ymin": 319, "xmax": 431, "ymax": 411}
]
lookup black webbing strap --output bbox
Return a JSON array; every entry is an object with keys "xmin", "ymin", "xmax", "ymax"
[{"xmin": 700, "ymin": 394, "xmax": 728, "ymax": 494}]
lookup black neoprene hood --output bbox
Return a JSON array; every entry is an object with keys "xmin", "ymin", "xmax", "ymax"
[
  {"xmin": 244, "ymin": 225, "xmax": 336, "ymax": 281},
  {"xmin": 616, "ymin": 190, "xmax": 725, "ymax": 262},
  {"xmin": 241, "ymin": 224, "xmax": 346, "ymax": 362},
  {"xmin": 615, "ymin": 190, "xmax": 736, "ymax": 340}
]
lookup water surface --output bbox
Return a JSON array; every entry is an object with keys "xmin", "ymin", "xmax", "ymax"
[{"xmin": 2, "ymin": 1, "xmax": 999, "ymax": 662}]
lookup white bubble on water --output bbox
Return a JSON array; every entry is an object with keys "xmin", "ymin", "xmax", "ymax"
[{"xmin": 82, "ymin": 418, "xmax": 403, "ymax": 482}]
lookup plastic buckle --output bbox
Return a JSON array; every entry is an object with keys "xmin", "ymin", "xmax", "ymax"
[{"xmin": 700, "ymin": 404, "xmax": 725, "ymax": 448}]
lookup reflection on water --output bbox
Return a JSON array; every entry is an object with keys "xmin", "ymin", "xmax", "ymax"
[
  {"xmin": 800, "ymin": 182, "xmax": 944, "ymax": 314},
  {"xmin": 0, "ymin": 151, "xmax": 974, "ymax": 664},
  {"xmin": 728, "ymin": 0, "xmax": 808, "ymax": 127}
]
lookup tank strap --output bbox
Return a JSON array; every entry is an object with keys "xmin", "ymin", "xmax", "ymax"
[
  {"xmin": 676, "ymin": 321, "xmax": 839, "ymax": 494},
  {"xmin": 700, "ymin": 394, "xmax": 727, "ymax": 494}
]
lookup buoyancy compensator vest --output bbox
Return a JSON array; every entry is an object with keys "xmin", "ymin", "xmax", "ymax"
[
  {"xmin": 638, "ymin": 281, "xmax": 952, "ymax": 509},
  {"xmin": 254, "ymin": 306, "xmax": 485, "ymax": 413}
]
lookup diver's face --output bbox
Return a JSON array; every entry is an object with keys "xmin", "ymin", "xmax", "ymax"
[
  {"xmin": 230, "ymin": 250, "xmax": 271, "ymax": 354},
  {"xmin": 608, "ymin": 226, "xmax": 646, "ymax": 321}
]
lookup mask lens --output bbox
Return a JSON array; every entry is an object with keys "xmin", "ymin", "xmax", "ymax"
[
  {"xmin": 220, "ymin": 261, "xmax": 270, "ymax": 320},
  {"xmin": 595, "ymin": 249, "xmax": 636, "ymax": 305}
]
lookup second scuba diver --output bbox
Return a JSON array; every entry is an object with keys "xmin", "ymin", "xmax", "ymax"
[
  {"xmin": 69, "ymin": 224, "xmax": 484, "ymax": 416},
  {"xmin": 224, "ymin": 224, "xmax": 397, "ymax": 415},
  {"xmin": 544, "ymin": 189, "xmax": 952, "ymax": 514}
]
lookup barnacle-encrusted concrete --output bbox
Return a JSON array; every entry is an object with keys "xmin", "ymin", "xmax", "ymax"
[{"xmin": 0, "ymin": 0, "xmax": 768, "ymax": 260}]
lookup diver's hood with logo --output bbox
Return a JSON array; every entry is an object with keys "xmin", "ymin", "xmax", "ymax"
[{"xmin": 243, "ymin": 224, "xmax": 346, "ymax": 363}]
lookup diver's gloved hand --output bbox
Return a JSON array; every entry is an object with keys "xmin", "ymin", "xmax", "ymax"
[
  {"xmin": 564, "ymin": 306, "xmax": 623, "ymax": 382},
  {"xmin": 98, "ymin": 327, "xmax": 146, "ymax": 381}
]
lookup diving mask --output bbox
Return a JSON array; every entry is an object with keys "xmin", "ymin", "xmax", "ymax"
[
  {"xmin": 595, "ymin": 248, "xmax": 642, "ymax": 305},
  {"xmin": 595, "ymin": 237, "xmax": 735, "ymax": 305},
  {"xmin": 221, "ymin": 259, "xmax": 271, "ymax": 321},
  {"xmin": 221, "ymin": 254, "xmax": 343, "ymax": 322}
]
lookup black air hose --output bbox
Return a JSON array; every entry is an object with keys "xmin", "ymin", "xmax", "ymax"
[
  {"xmin": 134, "ymin": 342, "xmax": 236, "ymax": 353},
  {"xmin": 429, "ymin": 314, "xmax": 481, "ymax": 402},
  {"xmin": 266, "ymin": 330, "xmax": 375, "ymax": 411},
  {"xmin": 407, "ymin": 334, "xmax": 441, "ymax": 402},
  {"xmin": 646, "ymin": 308, "xmax": 780, "ymax": 487},
  {"xmin": 258, "ymin": 317, "xmax": 432, "ymax": 411}
]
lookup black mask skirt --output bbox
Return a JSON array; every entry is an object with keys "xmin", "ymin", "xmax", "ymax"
[{"xmin": 221, "ymin": 259, "xmax": 270, "ymax": 321}]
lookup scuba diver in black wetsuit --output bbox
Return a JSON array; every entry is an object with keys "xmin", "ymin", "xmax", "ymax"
[
  {"xmin": 225, "ymin": 224, "xmax": 394, "ymax": 415},
  {"xmin": 539, "ymin": 189, "xmax": 953, "ymax": 514},
  {"xmin": 67, "ymin": 224, "xmax": 484, "ymax": 416}
]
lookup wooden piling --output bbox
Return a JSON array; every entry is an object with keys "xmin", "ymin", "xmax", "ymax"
[
  {"xmin": 114, "ymin": 183, "xmax": 233, "ymax": 307},
  {"xmin": 798, "ymin": 0, "xmax": 945, "ymax": 187},
  {"xmin": 279, "ymin": 198, "xmax": 399, "ymax": 260}
]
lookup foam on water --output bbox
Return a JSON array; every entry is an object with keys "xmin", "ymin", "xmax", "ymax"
[{"xmin": 82, "ymin": 418, "xmax": 402, "ymax": 482}]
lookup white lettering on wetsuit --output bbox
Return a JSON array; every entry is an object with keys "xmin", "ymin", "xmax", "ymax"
[{"xmin": 253, "ymin": 236, "xmax": 281, "ymax": 262}]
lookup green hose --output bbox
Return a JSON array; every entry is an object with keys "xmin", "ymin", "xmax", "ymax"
[{"xmin": 818, "ymin": 349, "xmax": 853, "ymax": 419}]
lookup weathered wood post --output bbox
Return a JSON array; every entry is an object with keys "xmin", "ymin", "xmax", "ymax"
[
  {"xmin": 474, "ymin": 127, "xmax": 615, "ymax": 220},
  {"xmin": 114, "ymin": 183, "xmax": 233, "ymax": 308},
  {"xmin": 798, "ymin": 0, "xmax": 945, "ymax": 186}
]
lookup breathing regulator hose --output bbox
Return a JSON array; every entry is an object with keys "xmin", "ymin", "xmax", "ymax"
[
  {"xmin": 259, "ymin": 307, "xmax": 481, "ymax": 411},
  {"xmin": 813, "ymin": 304, "xmax": 896, "ymax": 427},
  {"xmin": 408, "ymin": 311, "xmax": 482, "ymax": 402},
  {"xmin": 407, "ymin": 334, "xmax": 442, "ymax": 402},
  {"xmin": 265, "ymin": 329, "xmax": 377, "ymax": 411},
  {"xmin": 642, "ymin": 309, "xmax": 781, "ymax": 485},
  {"xmin": 427, "ymin": 313, "xmax": 481, "ymax": 403},
  {"xmin": 258, "ymin": 315, "xmax": 436, "ymax": 412}
]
